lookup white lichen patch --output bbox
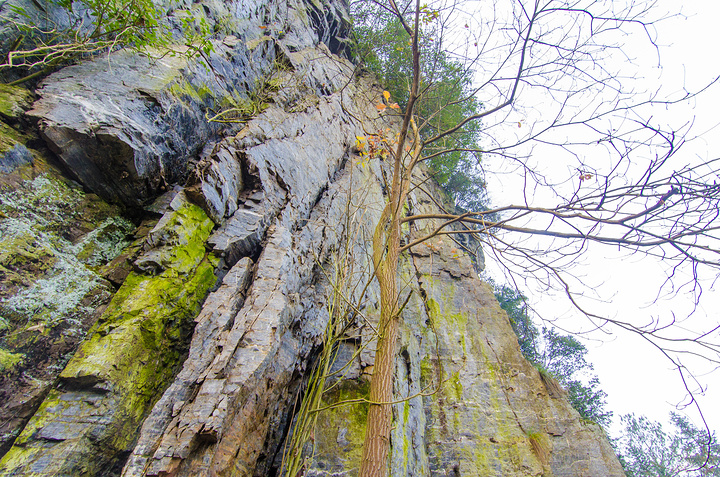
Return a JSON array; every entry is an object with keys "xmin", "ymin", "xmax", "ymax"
[
  {"xmin": 3, "ymin": 249, "xmax": 102, "ymax": 325},
  {"xmin": 0, "ymin": 171, "xmax": 133, "ymax": 329},
  {"xmin": 72, "ymin": 216, "xmax": 135, "ymax": 267},
  {"xmin": 30, "ymin": 174, "xmax": 83, "ymax": 200},
  {"xmin": 0, "ymin": 174, "xmax": 83, "ymax": 230}
]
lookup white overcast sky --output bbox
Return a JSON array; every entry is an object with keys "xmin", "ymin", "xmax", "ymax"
[
  {"xmin": 588, "ymin": 0, "xmax": 720, "ymax": 436},
  {"xmin": 480, "ymin": 0, "xmax": 720, "ymax": 436}
]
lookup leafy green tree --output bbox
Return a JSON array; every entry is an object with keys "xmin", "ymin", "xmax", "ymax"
[
  {"xmin": 564, "ymin": 377, "xmax": 611, "ymax": 427},
  {"xmin": 495, "ymin": 284, "xmax": 539, "ymax": 363},
  {"xmin": 541, "ymin": 327, "xmax": 591, "ymax": 381},
  {"xmin": 494, "ymin": 284, "xmax": 612, "ymax": 427},
  {"xmin": 353, "ymin": 11, "xmax": 487, "ymax": 210},
  {"xmin": 618, "ymin": 413, "xmax": 720, "ymax": 477}
]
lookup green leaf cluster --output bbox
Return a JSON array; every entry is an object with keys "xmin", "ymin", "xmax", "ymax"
[
  {"xmin": 58, "ymin": 0, "xmax": 168, "ymax": 48},
  {"xmin": 494, "ymin": 284, "xmax": 539, "ymax": 363},
  {"xmin": 493, "ymin": 283, "xmax": 613, "ymax": 428},
  {"xmin": 618, "ymin": 413, "xmax": 720, "ymax": 476},
  {"xmin": 2, "ymin": 0, "xmax": 214, "ymax": 84},
  {"xmin": 351, "ymin": 5, "xmax": 488, "ymax": 211}
]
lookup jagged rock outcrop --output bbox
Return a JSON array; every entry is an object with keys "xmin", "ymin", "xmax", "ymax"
[
  {"xmin": 0, "ymin": 0, "xmax": 626, "ymax": 475},
  {"xmin": 0, "ymin": 83, "xmax": 136, "ymax": 458}
]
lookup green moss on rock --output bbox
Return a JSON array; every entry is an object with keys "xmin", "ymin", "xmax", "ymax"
[
  {"xmin": 0, "ymin": 140, "xmax": 137, "ymax": 457},
  {"xmin": 418, "ymin": 270, "xmax": 547, "ymax": 476},
  {"xmin": 0, "ymin": 84, "xmax": 33, "ymax": 120},
  {"xmin": 311, "ymin": 379, "xmax": 370, "ymax": 472},
  {"xmin": 60, "ymin": 256, "xmax": 217, "ymax": 387},
  {"xmin": 0, "ymin": 85, "xmax": 34, "ymax": 160},
  {"xmin": 0, "ymin": 200, "xmax": 218, "ymax": 476},
  {"xmin": 0, "ymin": 348, "xmax": 23, "ymax": 373}
]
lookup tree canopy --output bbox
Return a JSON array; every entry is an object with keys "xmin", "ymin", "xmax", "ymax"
[
  {"xmin": 617, "ymin": 413, "xmax": 720, "ymax": 477},
  {"xmin": 495, "ymin": 284, "xmax": 613, "ymax": 427},
  {"xmin": 353, "ymin": 7, "xmax": 488, "ymax": 210}
]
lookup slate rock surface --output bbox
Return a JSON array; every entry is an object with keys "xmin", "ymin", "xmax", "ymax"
[{"xmin": 0, "ymin": 0, "xmax": 626, "ymax": 475}]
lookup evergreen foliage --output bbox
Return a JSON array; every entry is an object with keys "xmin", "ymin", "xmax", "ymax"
[
  {"xmin": 618, "ymin": 413, "xmax": 720, "ymax": 476},
  {"xmin": 495, "ymin": 284, "xmax": 539, "ymax": 363},
  {"xmin": 351, "ymin": 8, "xmax": 487, "ymax": 210},
  {"xmin": 494, "ymin": 283, "xmax": 613, "ymax": 427}
]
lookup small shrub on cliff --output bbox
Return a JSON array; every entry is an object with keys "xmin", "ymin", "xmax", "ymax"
[
  {"xmin": 0, "ymin": 0, "xmax": 212, "ymax": 85},
  {"xmin": 494, "ymin": 283, "xmax": 613, "ymax": 428}
]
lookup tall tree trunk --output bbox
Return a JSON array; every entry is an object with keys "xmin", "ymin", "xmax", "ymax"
[
  {"xmin": 360, "ymin": 202, "xmax": 402, "ymax": 477},
  {"xmin": 360, "ymin": 2, "xmax": 420, "ymax": 470}
]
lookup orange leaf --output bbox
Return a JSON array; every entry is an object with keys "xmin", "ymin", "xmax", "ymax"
[
  {"xmin": 376, "ymin": 103, "xmax": 386, "ymax": 111},
  {"xmin": 259, "ymin": 25, "xmax": 267, "ymax": 29},
  {"xmin": 389, "ymin": 103, "xmax": 400, "ymax": 109}
]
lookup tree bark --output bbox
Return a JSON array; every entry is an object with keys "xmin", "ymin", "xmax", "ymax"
[
  {"xmin": 359, "ymin": 277, "xmax": 399, "ymax": 476},
  {"xmin": 360, "ymin": 2, "xmax": 421, "ymax": 473},
  {"xmin": 360, "ymin": 201, "xmax": 402, "ymax": 477}
]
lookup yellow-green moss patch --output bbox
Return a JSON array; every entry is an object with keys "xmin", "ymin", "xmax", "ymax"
[
  {"xmin": 311, "ymin": 379, "xmax": 370, "ymax": 472},
  {"xmin": 0, "ymin": 348, "xmax": 24, "ymax": 373},
  {"xmin": 0, "ymin": 84, "xmax": 33, "ymax": 119},
  {"xmin": 0, "ymin": 201, "xmax": 218, "ymax": 475}
]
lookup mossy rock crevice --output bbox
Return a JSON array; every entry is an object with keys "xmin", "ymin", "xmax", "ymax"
[{"xmin": 0, "ymin": 193, "xmax": 218, "ymax": 475}]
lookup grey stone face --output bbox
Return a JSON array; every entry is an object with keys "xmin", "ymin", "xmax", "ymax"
[
  {"xmin": 0, "ymin": 0, "xmax": 625, "ymax": 475},
  {"xmin": 0, "ymin": 143, "xmax": 33, "ymax": 173}
]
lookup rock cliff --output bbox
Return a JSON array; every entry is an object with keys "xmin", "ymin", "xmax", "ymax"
[{"xmin": 0, "ymin": 0, "xmax": 625, "ymax": 475}]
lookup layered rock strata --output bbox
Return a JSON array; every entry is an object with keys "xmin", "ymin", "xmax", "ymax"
[
  {"xmin": 0, "ymin": 83, "xmax": 136, "ymax": 458},
  {"xmin": 0, "ymin": 0, "xmax": 626, "ymax": 475}
]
